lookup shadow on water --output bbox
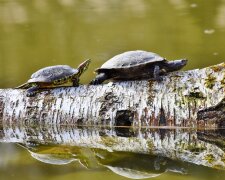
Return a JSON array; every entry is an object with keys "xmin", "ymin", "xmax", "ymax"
[{"xmin": 1, "ymin": 121, "xmax": 225, "ymax": 179}]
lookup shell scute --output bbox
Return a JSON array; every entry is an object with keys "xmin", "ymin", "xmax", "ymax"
[
  {"xmin": 100, "ymin": 50, "xmax": 165, "ymax": 70},
  {"xmin": 28, "ymin": 65, "xmax": 78, "ymax": 83}
]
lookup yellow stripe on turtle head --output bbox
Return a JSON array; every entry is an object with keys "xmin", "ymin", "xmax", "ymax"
[{"xmin": 77, "ymin": 59, "xmax": 91, "ymax": 77}]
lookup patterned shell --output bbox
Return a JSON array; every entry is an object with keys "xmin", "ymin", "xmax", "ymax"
[
  {"xmin": 100, "ymin": 50, "xmax": 166, "ymax": 69},
  {"xmin": 28, "ymin": 65, "xmax": 78, "ymax": 83}
]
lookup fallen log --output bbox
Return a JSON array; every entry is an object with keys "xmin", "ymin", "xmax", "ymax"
[{"xmin": 0, "ymin": 63, "xmax": 224, "ymax": 127}]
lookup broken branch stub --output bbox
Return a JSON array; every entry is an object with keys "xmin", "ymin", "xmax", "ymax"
[{"xmin": 0, "ymin": 63, "xmax": 224, "ymax": 127}]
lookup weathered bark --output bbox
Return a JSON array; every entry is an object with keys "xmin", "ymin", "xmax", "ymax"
[{"xmin": 0, "ymin": 63, "xmax": 224, "ymax": 127}]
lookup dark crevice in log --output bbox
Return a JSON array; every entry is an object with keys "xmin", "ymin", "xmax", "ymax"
[
  {"xmin": 159, "ymin": 107, "xmax": 166, "ymax": 126},
  {"xmin": 115, "ymin": 110, "xmax": 134, "ymax": 127}
]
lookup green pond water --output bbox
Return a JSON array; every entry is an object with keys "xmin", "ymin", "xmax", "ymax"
[{"xmin": 0, "ymin": 0, "xmax": 225, "ymax": 180}]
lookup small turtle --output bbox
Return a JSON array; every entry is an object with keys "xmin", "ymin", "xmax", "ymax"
[
  {"xmin": 90, "ymin": 50, "xmax": 187, "ymax": 85},
  {"xmin": 16, "ymin": 59, "xmax": 90, "ymax": 97}
]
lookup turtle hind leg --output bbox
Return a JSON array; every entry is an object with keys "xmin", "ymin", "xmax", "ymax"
[
  {"xmin": 26, "ymin": 85, "xmax": 40, "ymax": 97},
  {"xmin": 90, "ymin": 73, "xmax": 108, "ymax": 85},
  {"xmin": 153, "ymin": 65, "xmax": 163, "ymax": 82}
]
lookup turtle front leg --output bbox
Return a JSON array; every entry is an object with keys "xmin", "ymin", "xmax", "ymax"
[
  {"xmin": 26, "ymin": 85, "xmax": 40, "ymax": 97},
  {"xmin": 90, "ymin": 73, "xmax": 108, "ymax": 85},
  {"xmin": 72, "ymin": 78, "xmax": 79, "ymax": 87},
  {"xmin": 153, "ymin": 65, "xmax": 163, "ymax": 81}
]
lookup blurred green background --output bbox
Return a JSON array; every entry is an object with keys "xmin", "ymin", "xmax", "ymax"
[
  {"xmin": 0, "ymin": 0, "xmax": 225, "ymax": 180},
  {"xmin": 0, "ymin": 0, "xmax": 224, "ymax": 88}
]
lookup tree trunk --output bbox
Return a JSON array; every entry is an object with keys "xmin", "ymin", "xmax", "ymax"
[{"xmin": 0, "ymin": 63, "xmax": 224, "ymax": 128}]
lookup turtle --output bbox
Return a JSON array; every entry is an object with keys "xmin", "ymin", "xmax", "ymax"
[
  {"xmin": 90, "ymin": 50, "xmax": 187, "ymax": 85},
  {"xmin": 16, "ymin": 59, "xmax": 91, "ymax": 97}
]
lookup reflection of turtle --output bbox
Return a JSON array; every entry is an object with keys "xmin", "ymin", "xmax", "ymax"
[
  {"xmin": 90, "ymin": 50, "xmax": 187, "ymax": 85},
  {"xmin": 17, "ymin": 143, "xmax": 98, "ymax": 168},
  {"xmin": 95, "ymin": 150, "xmax": 187, "ymax": 179},
  {"xmin": 16, "ymin": 59, "xmax": 90, "ymax": 97}
]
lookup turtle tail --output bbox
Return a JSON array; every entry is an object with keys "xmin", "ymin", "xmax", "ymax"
[{"xmin": 15, "ymin": 83, "xmax": 31, "ymax": 89}]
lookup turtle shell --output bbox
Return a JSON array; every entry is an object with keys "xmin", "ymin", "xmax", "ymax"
[
  {"xmin": 98, "ymin": 50, "xmax": 166, "ymax": 70},
  {"xmin": 28, "ymin": 65, "xmax": 78, "ymax": 83}
]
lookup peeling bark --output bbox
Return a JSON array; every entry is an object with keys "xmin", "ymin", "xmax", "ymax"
[{"xmin": 0, "ymin": 63, "xmax": 224, "ymax": 127}]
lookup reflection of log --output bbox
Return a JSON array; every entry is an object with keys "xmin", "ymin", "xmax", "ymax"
[
  {"xmin": 197, "ymin": 129, "xmax": 225, "ymax": 151},
  {"xmin": 0, "ymin": 123, "xmax": 225, "ymax": 170},
  {"xmin": 0, "ymin": 63, "xmax": 224, "ymax": 127},
  {"xmin": 197, "ymin": 98, "xmax": 225, "ymax": 128}
]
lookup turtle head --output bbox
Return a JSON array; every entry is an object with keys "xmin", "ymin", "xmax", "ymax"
[
  {"xmin": 166, "ymin": 59, "xmax": 188, "ymax": 72},
  {"xmin": 77, "ymin": 59, "xmax": 91, "ymax": 76}
]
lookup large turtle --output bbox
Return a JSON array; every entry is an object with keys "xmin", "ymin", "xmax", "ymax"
[
  {"xmin": 16, "ymin": 59, "xmax": 90, "ymax": 97},
  {"xmin": 90, "ymin": 50, "xmax": 187, "ymax": 85}
]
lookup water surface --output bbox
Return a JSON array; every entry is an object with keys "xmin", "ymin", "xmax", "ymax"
[{"xmin": 0, "ymin": 0, "xmax": 225, "ymax": 180}]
